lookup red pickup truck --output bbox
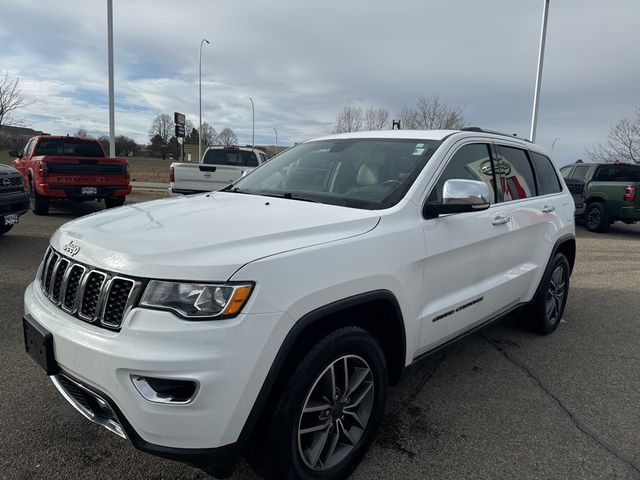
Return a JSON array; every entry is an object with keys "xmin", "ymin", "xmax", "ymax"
[{"xmin": 10, "ymin": 136, "xmax": 131, "ymax": 215}]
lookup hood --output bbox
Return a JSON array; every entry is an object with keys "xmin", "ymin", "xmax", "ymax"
[
  {"xmin": 51, "ymin": 192, "xmax": 380, "ymax": 281},
  {"xmin": 0, "ymin": 163, "xmax": 20, "ymax": 175}
]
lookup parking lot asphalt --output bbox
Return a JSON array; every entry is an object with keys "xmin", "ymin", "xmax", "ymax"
[{"xmin": 1, "ymin": 195, "xmax": 639, "ymax": 480}]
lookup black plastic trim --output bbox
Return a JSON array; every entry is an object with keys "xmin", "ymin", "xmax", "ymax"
[
  {"xmin": 234, "ymin": 290, "xmax": 406, "ymax": 450},
  {"xmin": 411, "ymin": 302, "xmax": 526, "ymax": 365},
  {"xmin": 57, "ymin": 370, "xmax": 239, "ymax": 478}
]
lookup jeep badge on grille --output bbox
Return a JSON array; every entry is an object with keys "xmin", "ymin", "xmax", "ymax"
[{"xmin": 63, "ymin": 241, "xmax": 81, "ymax": 257}]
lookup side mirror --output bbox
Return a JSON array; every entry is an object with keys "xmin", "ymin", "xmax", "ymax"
[
  {"xmin": 424, "ymin": 179, "xmax": 491, "ymax": 216},
  {"xmin": 8, "ymin": 150, "xmax": 20, "ymax": 158}
]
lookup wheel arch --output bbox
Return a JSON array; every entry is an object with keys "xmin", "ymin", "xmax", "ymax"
[
  {"xmin": 551, "ymin": 233, "xmax": 576, "ymax": 273},
  {"xmin": 238, "ymin": 290, "xmax": 406, "ymax": 450}
]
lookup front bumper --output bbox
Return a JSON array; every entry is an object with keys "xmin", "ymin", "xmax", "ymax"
[
  {"xmin": 24, "ymin": 281, "xmax": 292, "ymax": 474},
  {"xmin": 0, "ymin": 191, "xmax": 29, "ymax": 216}
]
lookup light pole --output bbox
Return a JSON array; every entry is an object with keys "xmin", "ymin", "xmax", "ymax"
[
  {"xmin": 107, "ymin": 0, "xmax": 115, "ymax": 157},
  {"xmin": 530, "ymin": 0, "xmax": 550, "ymax": 143},
  {"xmin": 249, "ymin": 97, "xmax": 255, "ymax": 148},
  {"xmin": 551, "ymin": 136, "xmax": 560, "ymax": 154},
  {"xmin": 199, "ymin": 38, "xmax": 210, "ymax": 163},
  {"xmin": 273, "ymin": 127, "xmax": 278, "ymax": 156}
]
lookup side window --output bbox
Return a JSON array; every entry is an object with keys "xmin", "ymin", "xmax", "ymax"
[
  {"xmin": 22, "ymin": 139, "xmax": 34, "ymax": 157},
  {"xmin": 428, "ymin": 143, "xmax": 496, "ymax": 204},
  {"xmin": 571, "ymin": 165, "xmax": 590, "ymax": 181},
  {"xmin": 246, "ymin": 154, "xmax": 259, "ymax": 167},
  {"xmin": 495, "ymin": 146, "xmax": 537, "ymax": 201},
  {"xmin": 616, "ymin": 165, "xmax": 640, "ymax": 182},
  {"xmin": 559, "ymin": 166, "xmax": 573, "ymax": 178},
  {"xmin": 530, "ymin": 152, "xmax": 562, "ymax": 195}
]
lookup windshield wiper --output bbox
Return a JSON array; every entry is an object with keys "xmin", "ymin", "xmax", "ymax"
[
  {"xmin": 266, "ymin": 192, "xmax": 323, "ymax": 203},
  {"xmin": 224, "ymin": 186, "xmax": 258, "ymax": 195}
]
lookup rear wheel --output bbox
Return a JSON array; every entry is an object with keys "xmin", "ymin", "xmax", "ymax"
[
  {"xmin": 249, "ymin": 327, "xmax": 387, "ymax": 480},
  {"xmin": 585, "ymin": 202, "xmax": 609, "ymax": 232},
  {"xmin": 521, "ymin": 253, "xmax": 570, "ymax": 335},
  {"xmin": 105, "ymin": 196, "xmax": 125, "ymax": 209},
  {"xmin": 30, "ymin": 179, "xmax": 49, "ymax": 215}
]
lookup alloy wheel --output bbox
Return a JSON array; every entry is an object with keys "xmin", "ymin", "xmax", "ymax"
[
  {"xmin": 297, "ymin": 355, "xmax": 374, "ymax": 471},
  {"xmin": 546, "ymin": 264, "xmax": 566, "ymax": 323}
]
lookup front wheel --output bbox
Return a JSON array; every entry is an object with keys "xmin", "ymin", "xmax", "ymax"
[
  {"xmin": 0, "ymin": 224, "xmax": 13, "ymax": 236},
  {"xmin": 521, "ymin": 253, "xmax": 571, "ymax": 335},
  {"xmin": 249, "ymin": 327, "xmax": 387, "ymax": 480}
]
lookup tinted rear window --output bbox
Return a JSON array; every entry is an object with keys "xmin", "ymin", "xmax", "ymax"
[
  {"xmin": 495, "ymin": 146, "xmax": 536, "ymax": 200},
  {"xmin": 594, "ymin": 164, "xmax": 640, "ymax": 182},
  {"xmin": 203, "ymin": 149, "xmax": 258, "ymax": 167},
  {"xmin": 35, "ymin": 139, "xmax": 104, "ymax": 158},
  {"xmin": 530, "ymin": 152, "xmax": 562, "ymax": 195}
]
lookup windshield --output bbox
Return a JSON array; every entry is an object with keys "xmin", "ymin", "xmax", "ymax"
[
  {"xmin": 229, "ymin": 138, "xmax": 440, "ymax": 209},
  {"xmin": 34, "ymin": 139, "xmax": 105, "ymax": 157}
]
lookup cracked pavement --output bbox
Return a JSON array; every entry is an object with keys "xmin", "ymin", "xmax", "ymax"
[{"xmin": 1, "ymin": 198, "xmax": 639, "ymax": 480}]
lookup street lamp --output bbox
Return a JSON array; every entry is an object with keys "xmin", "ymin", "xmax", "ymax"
[
  {"xmin": 273, "ymin": 127, "xmax": 278, "ymax": 156},
  {"xmin": 199, "ymin": 38, "xmax": 210, "ymax": 163},
  {"xmin": 551, "ymin": 137, "xmax": 560, "ymax": 154},
  {"xmin": 249, "ymin": 97, "xmax": 255, "ymax": 148}
]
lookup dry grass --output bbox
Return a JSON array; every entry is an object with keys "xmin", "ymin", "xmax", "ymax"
[{"xmin": 1, "ymin": 151, "xmax": 172, "ymax": 183}]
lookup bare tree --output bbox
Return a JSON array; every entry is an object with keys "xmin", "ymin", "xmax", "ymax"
[
  {"xmin": 398, "ymin": 106, "xmax": 422, "ymax": 130},
  {"xmin": 588, "ymin": 109, "xmax": 640, "ymax": 164},
  {"xmin": 185, "ymin": 119, "xmax": 195, "ymax": 140},
  {"xmin": 217, "ymin": 127, "xmax": 238, "ymax": 146},
  {"xmin": 149, "ymin": 113, "xmax": 174, "ymax": 145},
  {"xmin": 75, "ymin": 128, "xmax": 89, "ymax": 138},
  {"xmin": 200, "ymin": 122, "xmax": 217, "ymax": 146},
  {"xmin": 0, "ymin": 72, "xmax": 34, "ymax": 128},
  {"xmin": 364, "ymin": 107, "xmax": 390, "ymax": 130},
  {"xmin": 334, "ymin": 105, "xmax": 363, "ymax": 133},
  {"xmin": 397, "ymin": 97, "xmax": 466, "ymax": 130}
]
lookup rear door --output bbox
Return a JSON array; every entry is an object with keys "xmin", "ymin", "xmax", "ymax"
[{"xmin": 490, "ymin": 144, "xmax": 562, "ymax": 306}]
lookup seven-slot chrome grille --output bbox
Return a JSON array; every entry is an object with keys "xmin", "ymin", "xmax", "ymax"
[{"xmin": 39, "ymin": 247, "xmax": 141, "ymax": 330}]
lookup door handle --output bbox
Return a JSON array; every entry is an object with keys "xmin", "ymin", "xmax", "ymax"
[
  {"xmin": 542, "ymin": 205, "xmax": 556, "ymax": 213},
  {"xmin": 492, "ymin": 215, "xmax": 511, "ymax": 226}
]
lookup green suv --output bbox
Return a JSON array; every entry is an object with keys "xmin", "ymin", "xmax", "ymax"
[{"xmin": 560, "ymin": 162, "xmax": 640, "ymax": 232}]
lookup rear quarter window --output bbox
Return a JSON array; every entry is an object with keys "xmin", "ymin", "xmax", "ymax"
[{"xmin": 530, "ymin": 152, "xmax": 563, "ymax": 195}]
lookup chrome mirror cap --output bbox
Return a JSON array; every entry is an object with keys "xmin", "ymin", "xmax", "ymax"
[{"xmin": 442, "ymin": 179, "xmax": 490, "ymax": 209}]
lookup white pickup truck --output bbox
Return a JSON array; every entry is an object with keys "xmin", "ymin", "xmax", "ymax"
[{"xmin": 170, "ymin": 146, "xmax": 270, "ymax": 195}]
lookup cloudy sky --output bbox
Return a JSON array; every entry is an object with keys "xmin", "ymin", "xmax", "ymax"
[{"xmin": 1, "ymin": 0, "xmax": 639, "ymax": 165}]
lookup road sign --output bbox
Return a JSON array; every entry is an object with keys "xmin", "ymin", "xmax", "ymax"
[
  {"xmin": 174, "ymin": 112, "xmax": 185, "ymax": 126},
  {"xmin": 175, "ymin": 124, "xmax": 185, "ymax": 138}
]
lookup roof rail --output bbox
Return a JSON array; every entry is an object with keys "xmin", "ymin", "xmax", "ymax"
[{"xmin": 460, "ymin": 127, "xmax": 531, "ymax": 143}]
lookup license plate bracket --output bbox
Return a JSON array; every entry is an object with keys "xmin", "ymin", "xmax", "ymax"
[
  {"xmin": 3, "ymin": 213, "xmax": 19, "ymax": 226},
  {"xmin": 23, "ymin": 316, "xmax": 59, "ymax": 375},
  {"xmin": 81, "ymin": 187, "xmax": 97, "ymax": 195}
]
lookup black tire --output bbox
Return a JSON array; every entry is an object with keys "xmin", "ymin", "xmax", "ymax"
[
  {"xmin": 105, "ymin": 196, "xmax": 126, "ymax": 209},
  {"xmin": 249, "ymin": 327, "xmax": 387, "ymax": 480},
  {"xmin": 521, "ymin": 253, "xmax": 571, "ymax": 335},
  {"xmin": 585, "ymin": 202, "xmax": 610, "ymax": 232},
  {"xmin": 0, "ymin": 224, "xmax": 13, "ymax": 236},
  {"xmin": 30, "ymin": 179, "xmax": 49, "ymax": 215}
]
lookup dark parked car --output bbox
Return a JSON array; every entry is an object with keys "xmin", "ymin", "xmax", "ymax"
[{"xmin": 0, "ymin": 163, "xmax": 29, "ymax": 236}]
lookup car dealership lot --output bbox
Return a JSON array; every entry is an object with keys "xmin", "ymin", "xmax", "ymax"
[{"xmin": 1, "ymin": 195, "xmax": 639, "ymax": 480}]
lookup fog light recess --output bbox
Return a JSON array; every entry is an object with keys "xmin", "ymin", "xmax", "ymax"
[{"xmin": 131, "ymin": 375, "xmax": 198, "ymax": 404}]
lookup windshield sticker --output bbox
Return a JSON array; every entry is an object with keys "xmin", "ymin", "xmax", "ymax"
[{"xmin": 412, "ymin": 144, "xmax": 426, "ymax": 156}]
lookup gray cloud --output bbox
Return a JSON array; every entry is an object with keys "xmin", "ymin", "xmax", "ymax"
[{"xmin": 1, "ymin": 0, "xmax": 639, "ymax": 164}]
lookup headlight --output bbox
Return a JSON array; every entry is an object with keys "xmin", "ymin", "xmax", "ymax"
[{"xmin": 140, "ymin": 281, "xmax": 254, "ymax": 319}]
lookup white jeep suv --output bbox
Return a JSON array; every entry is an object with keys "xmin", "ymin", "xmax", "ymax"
[{"xmin": 23, "ymin": 128, "xmax": 575, "ymax": 480}]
